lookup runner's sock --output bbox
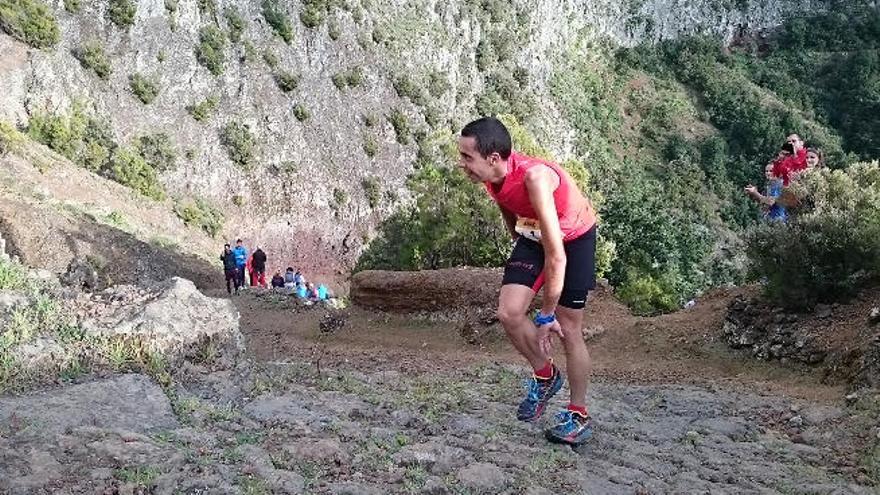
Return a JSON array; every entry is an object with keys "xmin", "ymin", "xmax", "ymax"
[
  {"xmin": 567, "ymin": 404, "xmax": 588, "ymax": 416},
  {"xmin": 534, "ymin": 361, "xmax": 554, "ymax": 380}
]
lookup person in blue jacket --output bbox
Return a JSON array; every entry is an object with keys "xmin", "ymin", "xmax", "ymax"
[{"xmin": 232, "ymin": 239, "xmax": 248, "ymax": 288}]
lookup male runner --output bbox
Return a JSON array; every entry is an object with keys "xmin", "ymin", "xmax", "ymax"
[{"xmin": 458, "ymin": 117, "xmax": 598, "ymax": 445}]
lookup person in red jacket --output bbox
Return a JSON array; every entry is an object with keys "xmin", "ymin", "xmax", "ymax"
[{"xmin": 772, "ymin": 134, "xmax": 808, "ymax": 186}]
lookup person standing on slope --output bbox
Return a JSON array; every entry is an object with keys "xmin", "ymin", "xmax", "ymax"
[
  {"xmin": 458, "ymin": 117, "xmax": 598, "ymax": 446},
  {"xmin": 232, "ymin": 239, "xmax": 248, "ymax": 290}
]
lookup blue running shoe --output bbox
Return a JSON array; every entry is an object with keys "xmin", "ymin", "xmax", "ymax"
[
  {"xmin": 545, "ymin": 410, "xmax": 593, "ymax": 446},
  {"xmin": 516, "ymin": 367, "xmax": 563, "ymax": 422}
]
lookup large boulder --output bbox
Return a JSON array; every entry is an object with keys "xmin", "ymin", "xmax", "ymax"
[
  {"xmin": 350, "ymin": 268, "xmax": 502, "ymax": 312},
  {"xmin": 79, "ymin": 277, "xmax": 243, "ymax": 366}
]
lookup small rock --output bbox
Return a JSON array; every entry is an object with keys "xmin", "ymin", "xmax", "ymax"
[
  {"xmin": 788, "ymin": 415, "xmax": 804, "ymax": 427},
  {"xmin": 330, "ymin": 481, "xmax": 383, "ymax": 495},
  {"xmin": 815, "ymin": 304, "xmax": 832, "ymax": 319},
  {"xmin": 869, "ymin": 307, "xmax": 880, "ymax": 325},
  {"xmin": 421, "ymin": 477, "xmax": 450, "ymax": 495},
  {"xmin": 457, "ymin": 462, "xmax": 509, "ymax": 492}
]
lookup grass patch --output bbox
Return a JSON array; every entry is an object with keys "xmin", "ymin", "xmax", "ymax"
[
  {"xmin": 0, "ymin": 0, "xmax": 61, "ymax": 48},
  {"xmin": 129, "ymin": 73, "xmax": 159, "ymax": 104},
  {"xmin": 106, "ymin": 147, "xmax": 165, "ymax": 200},
  {"xmin": 0, "ymin": 120, "xmax": 25, "ymax": 156},
  {"xmin": 114, "ymin": 466, "xmax": 160, "ymax": 486},
  {"xmin": 219, "ymin": 121, "xmax": 256, "ymax": 169}
]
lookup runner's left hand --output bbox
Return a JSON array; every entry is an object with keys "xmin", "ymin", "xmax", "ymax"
[{"xmin": 537, "ymin": 319, "xmax": 564, "ymax": 356}]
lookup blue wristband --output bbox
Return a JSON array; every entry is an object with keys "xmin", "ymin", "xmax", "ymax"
[{"xmin": 534, "ymin": 312, "xmax": 556, "ymax": 326}]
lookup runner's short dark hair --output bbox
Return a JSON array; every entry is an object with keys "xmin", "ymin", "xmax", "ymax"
[{"xmin": 461, "ymin": 117, "xmax": 512, "ymax": 160}]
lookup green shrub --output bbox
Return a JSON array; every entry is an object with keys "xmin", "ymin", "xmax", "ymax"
[
  {"xmin": 387, "ymin": 109, "xmax": 409, "ymax": 144},
  {"xmin": 240, "ymin": 39, "xmax": 257, "ymax": 63},
  {"xmin": 107, "ymin": 147, "xmax": 165, "ymax": 200},
  {"xmin": 427, "ymin": 71, "xmax": 450, "ymax": 97},
  {"xmin": 327, "ymin": 18, "xmax": 340, "ymax": 40},
  {"xmin": 174, "ymin": 198, "xmax": 224, "ymax": 237},
  {"xmin": 129, "ymin": 73, "xmax": 159, "ymax": 104},
  {"xmin": 26, "ymin": 104, "xmax": 115, "ymax": 173},
  {"xmin": 363, "ymin": 134, "xmax": 378, "ymax": 157},
  {"xmin": 293, "ymin": 104, "xmax": 309, "ymax": 122},
  {"xmin": 136, "ymin": 133, "xmax": 176, "ymax": 172},
  {"xmin": 196, "ymin": 26, "xmax": 226, "ymax": 76},
  {"xmin": 262, "ymin": 0, "xmax": 293, "ymax": 44},
  {"xmin": 0, "ymin": 120, "xmax": 25, "ymax": 156},
  {"xmin": 332, "ymin": 187, "xmax": 348, "ymax": 209},
  {"xmin": 393, "ymin": 75, "xmax": 427, "ymax": 106},
  {"xmin": 617, "ymin": 269, "xmax": 680, "ymax": 316},
  {"xmin": 274, "ymin": 71, "xmax": 300, "ymax": 92},
  {"xmin": 157, "ymin": 50, "xmax": 166, "ymax": 63},
  {"xmin": 220, "ymin": 121, "xmax": 256, "ymax": 169},
  {"xmin": 0, "ymin": 0, "xmax": 61, "ymax": 48},
  {"xmin": 362, "ymin": 177, "xmax": 380, "ymax": 208},
  {"xmin": 107, "ymin": 0, "xmax": 136, "ymax": 28},
  {"xmin": 299, "ymin": 3, "xmax": 323, "ymax": 28},
  {"xmin": 363, "ymin": 113, "xmax": 378, "ymax": 127},
  {"xmin": 163, "ymin": 0, "xmax": 177, "ymax": 13},
  {"xmin": 73, "ymin": 41, "xmax": 112, "ymax": 80},
  {"xmin": 231, "ymin": 194, "xmax": 244, "ymax": 207},
  {"xmin": 186, "ymin": 95, "xmax": 218, "ymax": 122},
  {"xmin": 331, "ymin": 67, "xmax": 364, "ymax": 90},
  {"xmin": 745, "ymin": 163, "xmax": 880, "ymax": 309},
  {"xmin": 64, "ymin": 0, "xmax": 80, "ymax": 13},
  {"xmin": 262, "ymin": 49, "xmax": 278, "ymax": 68},
  {"xmin": 224, "ymin": 6, "xmax": 245, "ymax": 43},
  {"xmin": 197, "ymin": 0, "xmax": 215, "ymax": 15}
]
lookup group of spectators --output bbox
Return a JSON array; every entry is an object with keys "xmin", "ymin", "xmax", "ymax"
[
  {"xmin": 220, "ymin": 240, "xmax": 333, "ymax": 302},
  {"xmin": 744, "ymin": 133, "xmax": 825, "ymax": 222}
]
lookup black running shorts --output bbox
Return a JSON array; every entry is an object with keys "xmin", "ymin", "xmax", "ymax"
[{"xmin": 501, "ymin": 225, "xmax": 597, "ymax": 309}]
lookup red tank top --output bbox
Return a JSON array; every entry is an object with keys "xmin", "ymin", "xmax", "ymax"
[{"xmin": 484, "ymin": 152, "xmax": 597, "ymax": 242}]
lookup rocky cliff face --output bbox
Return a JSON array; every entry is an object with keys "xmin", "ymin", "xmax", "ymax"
[{"xmin": 0, "ymin": 0, "xmax": 825, "ymax": 279}]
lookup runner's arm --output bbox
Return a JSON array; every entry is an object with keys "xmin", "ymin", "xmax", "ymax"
[
  {"xmin": 524, "ymin": 166, "xmax": 565, "ymax": 316},
  {"xmin": 500, "ymin": 206, "xmax": 518, "ymax": 240}
]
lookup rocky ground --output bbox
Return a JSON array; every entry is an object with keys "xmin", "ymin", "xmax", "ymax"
[{"xmin": 2, "ymin": 278, "xmax": 880, "ymax": 494}]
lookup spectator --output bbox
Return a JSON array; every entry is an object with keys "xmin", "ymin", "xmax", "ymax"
[
  {"xmin": 772, "ymin": 134, "xmax": 807, "ymax": 186},
  {"xmin": 296, "ymin": 282, "xmax": 308, "ymax": 299},
  {"xmin": 232, "ymin": 239, "xmax": 248, "ymax": 289},
  {"xmin": 271, "ymin": 270, "xmax": 285, "ymax": 288},
  {"xmin": 220, "ymin": 244, "xmax": 240, "ymax": 294},
  {"xmin": 251, "ymin": 247, "xmax": 267, "ymax": 288},
  {"xmin": 306, "ymin": 282, "xmax": 320, "ymax": 301},
  {"xmin": 294, "ymin": 270, "xmax": 305, "ymax": 286},
  {"xmin": 284, "ymin": 267, "xmax": 296, "ymax": 288},
  {"xmin": 317, "ymin": 283, "xmax": 328, "ymax": 301},
  {"xmin": 805, "ymin": 147, "xmax": 825, "ymax": 169},
  {"xmin": 745, "ymin": 163, "xmax": 787, "ymax": 223}
]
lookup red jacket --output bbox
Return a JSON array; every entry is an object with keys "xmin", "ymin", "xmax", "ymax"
[{"xmin": 772, "ymin": 148, "xmax": 807, "ymax": 186}]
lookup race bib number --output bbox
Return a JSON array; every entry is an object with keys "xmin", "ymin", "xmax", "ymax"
[{"xmin": 515, "ymin": 217, "xmax": 542, "ymax": 242}]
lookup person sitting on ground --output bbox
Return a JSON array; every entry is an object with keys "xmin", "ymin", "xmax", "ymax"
[
  {"xmin": 294, "ymin": 270, "xmax": 305, "ymax": 286},
  {"xmin": 306, "ymin": 282, "xmax": 320, "ymax": 301},
  {"xmin": 317, "ymin": 283, "xmax": 328, "ymax": 301},
  {"xmin": 295, "ymin": 282, "xmax": 308, "ymax": 299},
  {"xmin": 284, "ymin": 267, "xmax": 296, "ymax": 286},
  {"xmin": 251, "ymin": 247, "xmax": 268, "ymax": 288},
  {"xmin": 744, "ymin": 162, "xmax": 787, "ymax": 223},
  {"xmin": 271, "ymin": 270, "xmax": 285, "ymax": 288},
  {"xmin": 220, "ymin": 244, "xmax": 240, "ymax": 295}
]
